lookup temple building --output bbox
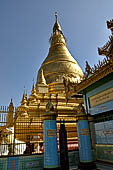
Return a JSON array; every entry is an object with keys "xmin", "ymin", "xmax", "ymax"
[{"xmin": 4, "ymin": 13, "xmax": 83, "ymax": 152}]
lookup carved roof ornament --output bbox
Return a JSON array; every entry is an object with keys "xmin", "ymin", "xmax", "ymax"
[
  {"xmin": 82, "ymin": 57, "xmax": 110, "ymax": 81},
  {"xmin": 107, "ymin": 19, "xmax": 113, "ymax": 34},
  {"xmin": 84, "ymin": 61, "xmax": 92, "ymax": 79},
  {"xmin": 98, "ymin": 36, "xmax": 113, "ymax": 58},
  {"xmin": 98, "ymin": 19, "xmax": 113, "ymax": 63},
  {"xmin": 63, "ymin": 76, "xmax": 78, "ymax": 98}
]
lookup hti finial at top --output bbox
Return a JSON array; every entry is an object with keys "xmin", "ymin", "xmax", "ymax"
[
  {"xmin": 53, "ymin": 12, "xmax": 62, "ymax": 33},
  {"xmin": 33, "ymin": 78, "xmax": 35, "ymax": 85},
  {"xmin": 32, "ymin": 78, "xmax": 35, "ymax": 89},
  {"xmin": 55, "ymin": 12, "xmax": 58, "ymax": 22}
]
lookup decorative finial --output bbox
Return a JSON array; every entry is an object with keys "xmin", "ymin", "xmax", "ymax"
[
  {"xmin": 21, "ymin": 86, "xmax": 27, "ymax": 105},
  {"xmin": 33, "ymin": 78, "xmax": 35, "ymax": 85},
  {"xmin": 22, "ymin": 86, "xmax": 27, "ymax": 99},
  {"xmin": 9, "ymin": 98, "xmax": 14, "ymax": 110},
  {"xmin": 32, "ymin": 78, "xmax": 35, "ymax": 89},
  {"xmin": 39, "ymin": 69, "xmax": 47, "ymax": 85},
  {"xmin": 26, "ymin": 89, "xmax": 27, "ymax": 96},
  {"xmin": 11, "ymin": 98, "xmax": 13, "ymax": 103},
  {"xmin": 55, "ymin": 12, "xmax": 58, "ymax": 22},
  {"xmin": 31, "ymin": 78, "xmax": 36, "ymax": 94},
  {"xmin": 24, "ymin": 86, "xmax": 26, "ymax": 94},
  {"xmin": 9, "ymin": 98, "xmax": 13, "ymax": 106}
]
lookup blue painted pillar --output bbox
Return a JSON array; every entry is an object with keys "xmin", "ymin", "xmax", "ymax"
[
  {"xmin": 43, "ymin": 101, "xmax": 59, "ymax": 170},
  {"xmin": 77, "ymin": 104, "xmax": 96, "ymax": 170},
  {"xmin": 88, "ymin": 115, "xmax": 96, "ymax": 150}
]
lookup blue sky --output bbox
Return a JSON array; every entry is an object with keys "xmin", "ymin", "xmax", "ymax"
[{"xmin": 0, "ymin": 0, "xmax": 113, "ymax": 106}]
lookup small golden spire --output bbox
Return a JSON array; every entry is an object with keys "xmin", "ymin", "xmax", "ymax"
[
  {"xmin": 9, "ymin": 98, "xmax": 14, "ymax": 109},
  {"xmin": 7, "ymin": 98, "xmax": 14, "ymax": 127},
  {"xmin": 23, "ymin": 86, "xmax": 25, "ymax": 95},
  {"xmin": 39, "ymin": 69, "xmax": 47, "ymax": 85},
  {"xmin": 21, "ymin": 87, "xmax": 27, "ymax": 105},
  {"xmin": 10, "ymin": 98, "xmax": 13, "ymax": 104},
  {"xmin": 32, "ymin": 78, "xmax": 35, "ymax": 88},
  {"xmin": 23, "ymin": 86, "xmax": 27, "ymax": 98},
  {"xmin": 31, "ymin": 78, "xmax": 36, "ymax": 94}
]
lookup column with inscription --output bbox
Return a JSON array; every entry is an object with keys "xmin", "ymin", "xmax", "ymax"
[
  {"xmin": 77, "ymin": 104, "xmax": 96, "ymax": 170},
  {"xmin": 43, "ymin": 101, "xmax": 59, "ymax": 170}
]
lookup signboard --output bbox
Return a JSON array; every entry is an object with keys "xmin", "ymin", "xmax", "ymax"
[
  {"xmin": 47, "ymin": 129, "xmax": 57, "ymax": 137},
  {"xmin": 95, "ymin": 120, "xmax": 113, "ymax": 144},
  {"xmin": 81, "ymin": 128, "xmax": 89, "ymax": 136},
  {"xmin": 89, "ymin": 87, "xmax": 113, "ymax": 108}
]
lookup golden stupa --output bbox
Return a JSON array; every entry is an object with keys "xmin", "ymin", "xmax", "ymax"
[
  {"xmin": 6, "ymin": 13, "xmax": 83, "ymax": 152},
  {"xmin": 37, "ymin": 13, "xmax": 83, "ymax": 93}
]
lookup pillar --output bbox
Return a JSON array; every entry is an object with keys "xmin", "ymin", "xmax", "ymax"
[
  {"xmin": 77, "ymin": 104, "xmax": 96, "ymax": 170},
  {"xmin": 43, "ymin": 101, "xmax": 59, "ymax": 170},
  {"xmin": 88, "ymin": 115, "xmax": 96, "ymax": 150}
]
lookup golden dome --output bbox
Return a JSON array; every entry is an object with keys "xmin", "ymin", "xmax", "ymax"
[{"xmin": 36, "ymin": 14, "xmax": 83, "ymax": 88}]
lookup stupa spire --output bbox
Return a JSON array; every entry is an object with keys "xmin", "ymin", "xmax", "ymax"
[
  {"xmin": 9, "ymin": 98, "xmax": 14, "ymax": 111},
  {"xmin": 49, "ymin": 12, "xmax": 66, "ymax": 47},
  {"xmin": 21, "ymin": 86, "xmax": 27, "ymax": 106},
  {"xmin": 55, "ymin": 12, "xmax": 58, "ymax": 22},
  {"xmin": 53, "ymin": 12, "xmax": 62, "ymax": 33},
  {"xmin": 31, "ymin": 79, "xmax": 36, "ymax": 94},
  {"xmin": 6, "ymin": 98, "xmax": 14, "ymax": 127},
  {"xmin": 39, "ymin": 69, "xmax": 47, "ymax": 85}
]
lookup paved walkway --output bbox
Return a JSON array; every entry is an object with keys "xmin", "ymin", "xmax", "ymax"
[
  {"xmin": 96, "ymin": 161, "xmax": 113, "ymax": 170},
  {"xmin": 70, "ymin": 161, "xmax": 113, "ymax": 170}
]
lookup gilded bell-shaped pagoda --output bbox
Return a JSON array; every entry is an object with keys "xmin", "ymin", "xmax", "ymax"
[{"xmin": 36, "ymin": 13, "xmax": 83, "ymax": 93}]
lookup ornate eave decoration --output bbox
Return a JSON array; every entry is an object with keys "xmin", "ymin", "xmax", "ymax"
[
  {"xmin": 98, "ymin": 19, "xmax": 113, "ymax": 57},
  {"xmin": 63, "ymin": 76, "xmax": 82, "ymax": 98},
  {"xmin": 63, "ymin": 19, "xmax": 113, "ymax": 95},
  {"xmin": 98, "ymin": 36, "xmax": 113, "ymax": 56},
  {"xmin": 76, "ymin": 60, "xmax": 113, "ymax": 93}
]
